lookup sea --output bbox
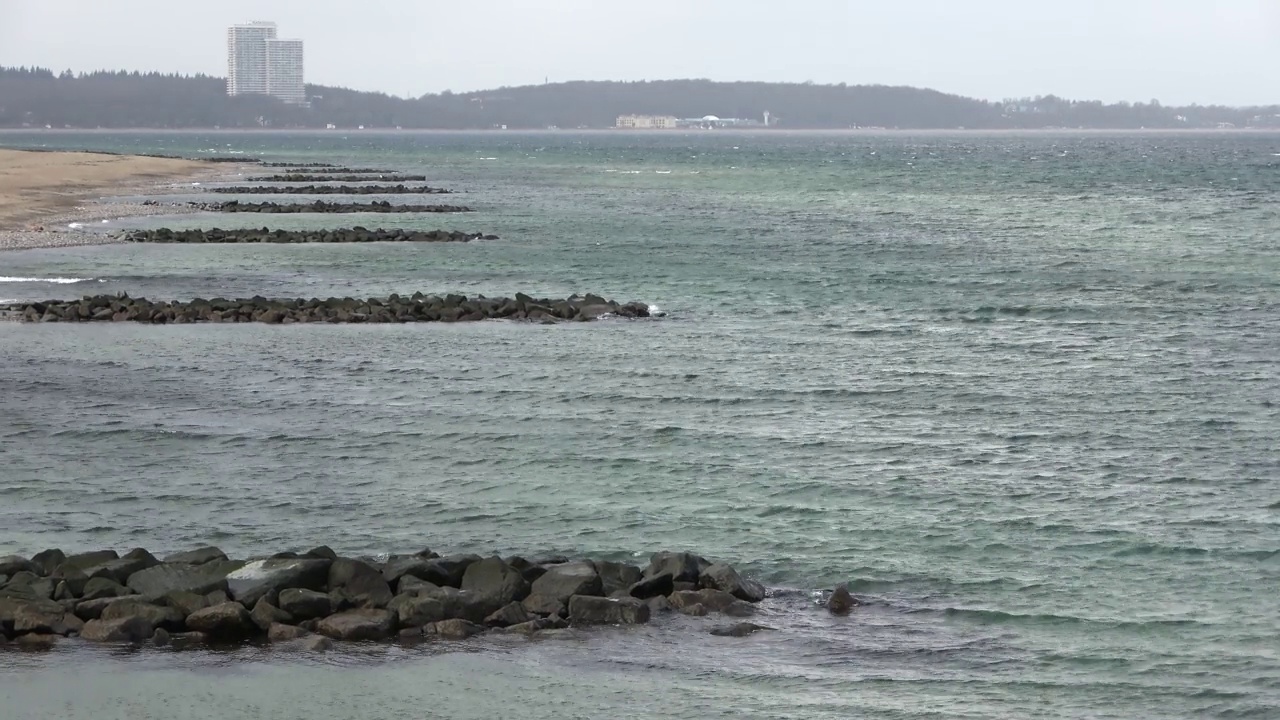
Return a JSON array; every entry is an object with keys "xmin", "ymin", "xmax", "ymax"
[{"xmin": 0, "ymin": 130, "xmax": 1277, "ymax": 719}]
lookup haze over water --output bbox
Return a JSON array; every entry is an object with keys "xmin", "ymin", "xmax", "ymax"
[{"xmin": 1, "ymin": 130, "xmax": 1277, "ymax": 719}]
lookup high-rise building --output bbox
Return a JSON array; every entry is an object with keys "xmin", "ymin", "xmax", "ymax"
[{"xmin": 227, "ymin": 21, "xmax": 305, "ymax": 105}]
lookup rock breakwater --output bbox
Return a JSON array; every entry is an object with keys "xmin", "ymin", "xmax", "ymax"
[
  {"xmin": 191, "ymin": 200, "xmax": 473, "ymax": 214},
  {"xmin": 3, "ymin": 293, "xmax": 654, "ymax": 324},
  {"xmin": 123, "ymin": 228, "xmax": 498, "ymax": 244},
  {"xmin": 0, "ymin": 549, "xmax": 766, "ymax": 649},
  {"xmin": 261, "ymin": 162, "xmax": 334, "ymax": 167},
  {"xmin": 249, "ymin": 174, "xmax": 430, "ymax": 183},
  {"xmin": 209, "ymin": 184, "xmax": 453, "ymax": 195}
]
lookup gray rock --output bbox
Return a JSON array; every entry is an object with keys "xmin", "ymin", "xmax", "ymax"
[
  {"xmin": 381, "ymin": 555, "xmax": 438, "ymax": 585},
  {"xmin": 15, "ymin": 633, "xmax": 58, "ymax": 649},
  {"xmin": 81, "ymin": 577, "xmax": 132, "ymax": 601},
  {"xmin": 500, "ymin": 616, "xmax": 569, "ymax": 635},
  {"xmin": 168, "ymin": 631, "xmax": 209, "ymax": 649},
  {"xmin": 0, "ymin": 572, "xmax": 55, "ymax": 600},
  {"xmin": 594, "ymin": 561, "xmax": 643, "ymax": 596},
  {"xmin": 250, "ymin": 598, "xmax": 294, "ymax": 631},
  {"xmin": 827, "ymin": 584, "xmax": 858, "ymax": 615},
  {"xmin": 423, "ymin": 587, "xmax": 504, "ymax": 624},
  {"xmin": 1, "ymin": 596, "xmax": 83, "ymax": 636},
  {"xmin": 397, "ymin": 575, "xmax": 441, "ymax": 596},
  {"xmin": 266, "ymin": 622, "xmax": 311, "ymax": 638},
  {"xmin": 461, "ymin": 557, "xmax": 530, "ymax": 605},
  {"xmin": 484, "ymin": 601, "xmax": 531, "ymax": 628},
  {"xmin": 423, "ymin": 619, "xmax": 486, "ymax": 640},
  {"xmin": 73, "ymin": 596, "xmax": 140, "ymax": 621},
  {"xmin": 643, "ymin": 551, "xmax": 708, "ymax": 583},
  {"xmin": 53, "ymin": 581, "xmax": 73, "ymax": 601},
  {"xmin": 277, "ymin": 588, "xmax": 331, "ymax": 620},
  {"xmin": 204, "ymin": 590, "xmax": 229, "ymax": 606},
  {"xmin": 277, "ymin": 634, "xmax": 334, "ymax": 652},
  {"xmin": 529, "ymin": 561, "xmax": 602, "ymax": 606},
  {"xmin": 568, "ymin": 595, "xmax": 650, "ymax": 626},
  {"xmin": 83, "ymin": 548, "xmax": 161, "ymax": 584},
  {"xmin": 679, "ymin": 603, "xmax": 709, "ymax": 617},
  {"xmin": 101, "ymin": 599, "xmax": 184, "ymax": 631},
  {"xmin": 125, "ymin": 561, "xmax": 239, "ymax": 600},
  {"xmin": 669, "ymin": 589, "xmax": 744, "ymax": 614},
  {"xmin": 628, "ymin": 573, "xmax": 674, "ymax": 599},
  {"xmin": 163, "ymin": 547, "xmax": 228, "ymax": 565},
  {"xmin": 0, "ymin": 574, "xmax": 6, "ymax": 587},
  {"xmin": 0, "ymin": 556, "xmax": 37, "ymax": 577},
  {"xmin": 225, "ymin": 558, "xmax": 330, "ymax": 608},
  {"xmin": 55, "ymin": 550, "xmax": 118, "ymax": 574},
  {"xmin": 50, "ymin": 567, "xmax": 89, "ymax": 597},
  {"xmin": 152, "ymin": 628, "xmax": 171, "ymax": 646},
  {"xmin": 316, "ymin": 608, "xmax": 397, "ymax": 641},
  {"xmin": 700, "ymin": 563, "xmax": 766, "ymax": 603},
  {"xmin": 724, "ymin": 600, "xmax": 757, "ymax": 617},
  {"xmin": 185, "ymin": 602, "xmax": 254, "ymax": 639},
  {"xmin": 647, "ymin": 595, "xmax": 673, "ymax": 614},
  {"xmin": 710, "ymin": 623, "xmax": 775, "ymax": 637},
  {"xmin": 304, "ymin": 546, "xmax": 338, "ymax": 561},
  {"xmin": 80, "ymin": 616, "xmax": 154, "ymax": 643},
  {"xmin": 30, "ymin": 549, "xmax": 67, "ymax": 576},
  {"xmin": 673, "ymin": 581, "xmax": 700, "ymax": 593},
  {"xmin": 417, "ymin": 554, "xmax": 482, "ymax": 588},
  {"xmin": 397, "ymin": 596, "xmax": 446, "ymax": 627},
  {"xmin": 163, "ymin": 590, "xmax": 210, "ymax": 618},
  {"xmin": 521, "ymin": 594, "xmax": 566, "ymax": 617},
  {"xmin": 267, "ymin": 622, "xmax": 310, "ymax": 642},
  {"xmin": 328, "ymin": 558, "xmax": 393, "ymax": 609}
]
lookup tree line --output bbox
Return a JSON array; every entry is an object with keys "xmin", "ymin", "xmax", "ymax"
[{"xmin": 1, "ymin": 67, "xmax": 1276, "ymax": 130}]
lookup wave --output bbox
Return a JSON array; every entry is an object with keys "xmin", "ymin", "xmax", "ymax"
[{"xmin": 0, "ymin": 276, "xmax": 97, "ymax": 284}]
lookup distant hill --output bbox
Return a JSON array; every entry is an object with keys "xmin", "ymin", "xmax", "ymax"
[{"xmin": 1, "ymin": 66, "xmax": 1277, "ymax": 130}]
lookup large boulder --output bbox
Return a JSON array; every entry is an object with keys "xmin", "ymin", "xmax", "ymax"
[
  {"xmin": 225, "ymin": 558, "xmax": 330, "ymax": 607},
  {"xmin": 49, "ymin": 567, "xmax": 90, "ymax": 597},
  {"xmin": 414, "ymin": 554, "xmax": 482, "ymax": 588},
  {"xmin": 643, "ymin": 552, "xmax": 707, "ymax": 583},
  {"xmin": 0, "ymin": 572, "xmax": 55, "ymax": 600},
  {"xmin": 397, "ymin": 596, "xmax": 446, "ymax": 628},
  {"xmin": 423, "ymin": 586, "xmax": 504, "ymax": 624},
  {"xmin": 594, "ymin": 561, "xmax": 643, "ymax": 596},
  {"xmin": 267, "ymin": 622, "xmax": 310, "ymax": 642},
  {"xmin": 381, "ymin": 555, "xmax": 440, "ymax": 585},
  {"xmin": 185, "ymin": 602, "xmax": 254, "ymax": 639},
  {"xmin": 628, "ymin": 573, "xmax": 674, "ymax": 600},
  {"xmin": 316, "ymin": 609, "xmax": 396, "ymax": 641},
  {"xmin": 699, "ymin": 563, "xmax": 766, "ymax": 602},
  {"xmin": 483, "ymin": 602, "xmax": 531, "ymax": 628},
  {"xmin": 422, "ymin": 619, "xmax": 486, "ymax": 640},
  {"xmin": 101, "ymin": 599, "xmax": 184, "ymax": 631},
  {"xmin": 82, "ymin": 548, "xmax": 161, "ymax": 584},
  {"xmin": 80, "ymin": 616, "xmax": 154, "ymax": 643},
  {"xmin": 397, "ymin": 575, "xmax": 441, "ymax": 596},
  {"xmin": 250, "ymin": 598, "xmax": 294, "ymax": 631},
  {"xmin": 55, "ymin": 550, "xmax": 118, "ymax": 574},
  {"xmin": 567, "ymin": 595, "xmax": 650, "ymax": 626},
  {"xmin": 328, "ymin": 558, "xmax": 393, "ymax": 609},
  {"xmin": 81, "ymin": 577, "xmax": 133, "ymax": 601},
  {"xmin": 163, "ymin": 547, "xmax": 228, "ymax": 565},
  {"xmin": 669, "ymin": 589, "xmax": 753, "ymax": 616},
  {"xmin": 460, "ymin": 557, "xmax": 530, "ymax": 605},
  {"xmin": 30, "ymin": 549, "xmax": 67, "ymax": 576},
  {"xmin": 277, "ymin": 588, "xmax": 331, "ymax": 620},
  {"xmin": 0, "ymin": 556, "xmax": 37, "ymax": 577},
  {"xmin": 73, "ymin": 596, "xmax": 141, "ymax": 621},
  {"xmin": 1, "ymin": 596, "xmax": 83, "ymax": 636},
  {"xmin": 163, "ymin": 591, "xmax": 210, "ymax": 618},
  {"xmin": 528, "ymin": 561, "xmax": 602, "ymax": 606},
  {"xmin": 521, "ymin": 594, "xmax": 566, "ymax": 617},
  {"xmin": 826, "ymin": 584, "xmax": 858, "ymax": 615},
  {"xmin": 125, "ymin": 560, "xmax": 239, "ymax": 600}
]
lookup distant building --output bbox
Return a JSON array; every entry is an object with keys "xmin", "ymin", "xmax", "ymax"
[
  {"xmin": 616, "ymin": 114, "xmax": 679, "ymax": 129},
  {"xmin": 227, "ymin": 21, "xmax": 306, "ymax": 104}
]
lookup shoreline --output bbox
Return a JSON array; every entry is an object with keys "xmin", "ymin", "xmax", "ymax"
[{"xmin": 0, "ymin": 148, "xmax": 244, "ymax": 251}]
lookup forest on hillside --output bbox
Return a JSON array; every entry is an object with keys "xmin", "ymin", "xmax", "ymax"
[{"xmin": 1, "ymin": 67, "xmax": 1276, "ymax": 130}]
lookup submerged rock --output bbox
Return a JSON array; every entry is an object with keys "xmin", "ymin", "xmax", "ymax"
[
  {"xmin": 567, "ymin": 595, "xmax": 650, "ymax": 626},
  {"xmin": 826, "ymin": 584, "xmax": 858, "ymax": 615},
  {"xmin": 710, "ymin": 623, "xmax": 776, "ymax": 637}
]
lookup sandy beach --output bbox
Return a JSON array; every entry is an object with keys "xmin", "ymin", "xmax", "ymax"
[{"xmin": 0, "ymin": 149, "xmax": 224, "ymax": 250}]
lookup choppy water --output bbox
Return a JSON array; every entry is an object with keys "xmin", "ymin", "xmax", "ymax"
[{"xmin": 1, "ymin": 131, "xmax": 1278, "ymax": 719}]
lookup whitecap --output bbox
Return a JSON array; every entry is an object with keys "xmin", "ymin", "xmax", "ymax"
[
  {"xmin": 67, "ymin": 222, "xmax": 84, "ymax": 229},
  {"xmin": 0, "ymin": 277, "xmax": 94, "ymax": 284},
  {"xmin": 655, "ymin": 170, "xmax": 672, "ymax": 174}
]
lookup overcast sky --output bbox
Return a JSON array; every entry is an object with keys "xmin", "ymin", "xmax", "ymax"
[{"xmin": 1, "ymin": 0, "xmax": 1275, "ymax": 106}]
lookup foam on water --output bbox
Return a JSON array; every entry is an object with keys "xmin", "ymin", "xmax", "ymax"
[{"xmin": 0, "ymin": 276, "xmax": 96, "ymax": 284}]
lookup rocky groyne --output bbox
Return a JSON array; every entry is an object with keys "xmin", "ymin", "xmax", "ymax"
[
  {"xmin": 261, "ymin": 162, "xmax": 335, "ymax": 167},
  {"xmin": 263, "ymin": 167, "xmax": 399, "ymax": 175},
  {"xmin": 192, "ymin": 200, "xmax": 473, "ymax": 214},
  {"xmin": 0, "ymin": 549, "xmax": 769, "ymax": 649},
  {"xmin": 209, "ymin": 184, "xmax": 453, "ymax": 195},
  {"xmin": 249, "ymin": 174, "xmax": 430, "ymax": 183},
  {"xmin": 124, "ymin": 228, "xmax": 498, "ymax": 244},
  {"xmin": 3, "ymin": 293, "xmax": 654, "ymax": 324}
]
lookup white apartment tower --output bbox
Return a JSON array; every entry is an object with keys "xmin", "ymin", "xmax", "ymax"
[{"xmin": 227, "ymin": 21, "xmax": 305, "ymax": 104}]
